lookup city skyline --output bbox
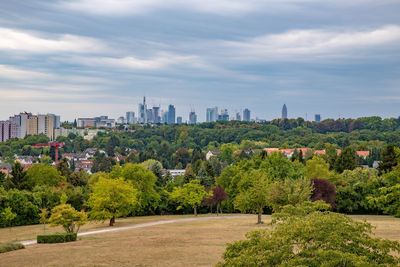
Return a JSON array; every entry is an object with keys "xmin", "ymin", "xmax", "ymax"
[{"xmin": 0, "ymin": 1, "xmax": 400, "ymax": 121}]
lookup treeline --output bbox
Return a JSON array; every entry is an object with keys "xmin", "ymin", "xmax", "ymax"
[{"xmin": 1, "ymin": 143, "xmax": 400, "ymax": 228}]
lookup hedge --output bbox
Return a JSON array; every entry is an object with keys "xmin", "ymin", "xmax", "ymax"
[
  {"xmin": 37, "ymin": 233, "xmax": 77, "ymax": 244},
  {"xmin": 0, "ymin": 242, "xmax": 25, "ymax": 254}
]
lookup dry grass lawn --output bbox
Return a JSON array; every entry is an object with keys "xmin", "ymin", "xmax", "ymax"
[{"xmin": 0, "ymin": 214, "xmax": 399, "ymax": 267}]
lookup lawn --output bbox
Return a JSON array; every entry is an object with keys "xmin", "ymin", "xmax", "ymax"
[{"xmin": 0, "ymin": 214, "xmax": 399, "ymax": 267}]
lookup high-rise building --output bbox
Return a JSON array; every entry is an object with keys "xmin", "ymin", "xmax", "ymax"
[
  {"xmin": 0, "ymin": 121, "xmax": 11, "ymax": 142},
  {"xmin": 38, "ymin": 114, "xmax": 46, "ymax": 134},
  {"xmin": 152, "ymin": 106, "xmax": 161, "ymax": 124},
  {"xmin": 189, "ymin": 111, "xmax": 197, "ymax": 124},
  {"xmin": 177, "ymin": 116, "xmax": 183, "ymax": 124},
  {"xmin": 315, "ymin": 114, "xmax": 321, "ymax": 123},
  {"xmin": 27, "ymin": 115, "xmax": 38, "ymax": 136},
  {"xmin": 235, "ymin": 112, "xmax": 241, "ymax": 121},
  {"xmin": 243, "ymin": 108, "xmax": 251, "ymax": 122},
  {"xmin": 218, "ymin": 109, "xmax": 229, "ymax": 121},
  {"xmin": 282, "ymin": 104, "xmax": 288, "ymax": 119},
  {"xmin": 167, "ymin": 105, "xmax": 176, "ymax": 124},
  {"xmin": 162, "ymin": 111, "xmax": 168, "ymax": 124},
  {"xmin": 126, "ymin": 112, "xmax": 135, "ymax": 124},
  {"xmin": 45, "ymin": 114, "xmax": 55, "ymax": 140},
  {"xmin": 206, "ymin": 107, "xmax": 218, "ymax": 122},
  {"xmin": 138, "ymin": 96, "xmax": 147, "ymax": 123}
]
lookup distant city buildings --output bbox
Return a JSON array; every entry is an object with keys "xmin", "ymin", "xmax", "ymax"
[
  {"xmin": 282, "ymin": 104, "xmax": 288, "ymax": 119},
  {"xmin": 243, "ymin": 108, "xmax": 251, "ymax": 122},
  {"xmin": 176, "ymin": 116, "xmax": 183, "ymax": 124},
  {"xmin": 168, "ymin": 105, "xmax": 176, "ymax": 125},
  {"xmin": 0, "ymin": 112, "xmax": 60, "ymax": 142},
  {"xmin": 218, "ymin": 109, "xmax": 229, "ymax": 121},
  {"xmin": 77, "ymin": 116, "xmax": 115, "ymax": 128},
  {"xmin": 189, "ymin": 111, "xmax": 197, "ymax": 125},
  {"xmin": 206, "ymin": 107, "xmax": 218, "ymax": 122},
  {"xmin": 315, "ymin": 114, "xmax": 321, "ymax": 122},
  {"xmin": 126, "ymin": 111, "xmax": 136, "ymax": 124},
  {"xmin": 235, "ymin": 112, "xmax": 241, "ymax": 121}
]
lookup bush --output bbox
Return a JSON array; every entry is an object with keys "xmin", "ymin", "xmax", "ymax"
[
  {"xmin": 37, "ymin": 233, "xmax": 77, "ymax": 244},
  {"xmin": 0, "ymin": 242, "xmax": 25, "ymax": 254}
]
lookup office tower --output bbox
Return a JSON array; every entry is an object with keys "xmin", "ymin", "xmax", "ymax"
[
  {"xmin": 189, "ymin": 111, "xmax": 197, "ymax": 124},
  {"xmin": 243, "ymin": 108, "xmax": 251, "ymax": 122},
  {"xmin": 168, "ymin": 105, "xmax": 176, "ymax": 124},
  {"xmin": 117, "ymin": 116, "xmax": 125, "ymax": 124},
  {"xmin": 235, "ymin": 112, "xmax": 241, "ymax": 121},
  {"xmin": 282, "ymin": 104, "xmax": 288, "ymax": 119},
  {"xmin": 138, "ymin": 96, "xmax": 147, "ymax": 123},
  {"xmin": 152, "ymin": 107, "xmax": 161, "ymax": 124},
  {"xmin": 177, "ymin": 116, "xmax": 183, "ymax": 124},
  {"xmin": 126, "ymin": 112, "xmax": 135, "ymax": 124},
  {"xmin": 315, "ymin": 114, "xmax": 321, "ymax": 123},
  {"xmin": 162, "ymin": 111, "xmax": 168, "ymax": 124},
  {"xmin": 206, "ymin": 107, "xmax": 218, "ymax": 122},
  {"xmin": 146, "ymin": 109, "xmax": 154, "ymax": 123},
  {"xmin": 218, "ymin": 109, "xmax": 229, "ymax": 121}
]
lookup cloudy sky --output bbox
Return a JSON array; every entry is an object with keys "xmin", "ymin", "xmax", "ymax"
[{"xmin": 0, "ymin": 0, "xmax": 399, "ymax": 121}]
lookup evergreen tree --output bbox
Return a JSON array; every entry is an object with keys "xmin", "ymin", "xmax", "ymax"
[
  {"xmin": 334, "ymin": 147, "xmax": 357, "ymax": 173},
  {"xmin": 378, "ymin": 145, "xmax": 398, "ymax": 174},
  {"xmin": 10, "ymin": 162, "xmax": 27, "ymax": 190}
]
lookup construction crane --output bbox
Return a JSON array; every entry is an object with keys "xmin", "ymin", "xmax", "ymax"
[{"xmin": 32, "ymin": 142, "xmax": 65, "ymax": 164}]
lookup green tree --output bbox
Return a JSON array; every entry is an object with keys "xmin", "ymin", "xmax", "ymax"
[
  {"xmin": 218, "ymin": 210, "xmax": 400, "ymax": 266},
  {"xmin": 48, "ymin": 203, "xmax": 87, "ymax": 233},
  {"xmin": 1, "ymin": 207, "xmax": 17, "ymax": 232},
  {"xmin": 334, "ymin": 147, "xmax": 357, "ymax": 173},
  {"xmin": 39, "ymin": 208, "xmax": 49, "ymax": 233},
  {"xmin": 378, "ymin": 145, "xmax": 398, "ymax": 174},
  {"xmin": 10, "ymin": 162, "xmax": 27, "ymax": 190},
  {"xmin": 25, "ymin": 164, "xmax": 65, "ymax": 189},
  {"xmin": 305, "ymin": 156, "xmax": 334, "ymax": 180},
  {"xmin": 235, "ymin": 171, "xmax": 271, "ymax": 224},
  {"xmin": 88, "ymin": 177, "xmax": 139, "ymax": 226},
  {"xmin": 170, "ymin": 179, "xmax": 208, "ymax": 216}
]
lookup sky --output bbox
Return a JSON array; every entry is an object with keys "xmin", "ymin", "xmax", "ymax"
[{"xmin": 0, "ymin": 0, "xmax": 399, "ymax": 122}]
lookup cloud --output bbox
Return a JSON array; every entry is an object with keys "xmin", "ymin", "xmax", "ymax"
[
  {"xmin": 0, "ymin": 65, "xmax": 52, "ymax": 80},
  {"xmin": 0, "ymin": 27, "xmax": 106, "ymax": 53},
  {"xmin": 66, "ymin": 53, "xmax": 204, "ymax": 70},
  {"xmin": 57, "ymin": 0, "xmax": 400, "ymax": 16},
  {"xmin": 220, "ymin": 25, "xmax": 400, "ymax": 61}
]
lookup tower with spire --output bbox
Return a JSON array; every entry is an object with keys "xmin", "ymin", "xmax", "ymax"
[{"xmin": 282, "ymin": 104, "xmax": 288, "ymax": 119}]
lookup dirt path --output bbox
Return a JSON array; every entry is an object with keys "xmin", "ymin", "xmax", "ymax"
[{"xmin": 20, "ymin": 214, "xmax": 252, "ymax": 246}]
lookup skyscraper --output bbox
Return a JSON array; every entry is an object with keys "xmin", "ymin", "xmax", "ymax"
[
  {"xmin": 126, "ymin": 111, "xmax": 135, "ymax": 124},
  {"xmin": 282, "ymin": 104, "xmax": 288, "ymax": 119},
  {"xmin": 167, "ymin": 105, "xmax": 176, "ymax": 124},
  {"xmin": 177, "ymin": 116, "xmax": 183, "ymax": 124},
  {"xmin": 218, "ymin": 109, "xmax": 229, "ymax": 121},
  {"xmin": 206, "ymin": 107, "xmax": 218, "ymax": 122},
  {"xmin": 315, "ymin": 114, "xmax": 321, "ymax": 123},
  {"xmin": 243, "ymin": 108, "xmax": 251, "ymax": 122},
  {"xmin": 235, "ymin": 112, "xmax": 241, "ymax": 121},
  {"xmin": 138, "ymin": 96, "xmax": 147, "ymax": 123},
  {"xmin": 189, "ymin": 111, "xmax": 197, "ymax": 124},
  {"xmin": 152, "ymin": 107, "xmax": 161, "ymax": 124}
]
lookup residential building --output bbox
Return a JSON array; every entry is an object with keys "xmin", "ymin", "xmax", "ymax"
[
  {"xmin": 243, "ymin": 108, "xmax": 251, "ymax": 122},
  {"xmin": 282, "ymin": 104, "xmax": 288, "ymax": 119},
  {"xmin": 26, "ymin": 115, "xmax": 38, "ymax": 136}
]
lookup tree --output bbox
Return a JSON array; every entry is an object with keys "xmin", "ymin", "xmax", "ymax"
[
  {"xmin": 212, "ymin": 185, "xmax": 228, "ymax": 214},
  {"xmin": 379, "ymin": 145, "xmax": 398, "ymax": 174},
  {"xmin": 25, "ymin": 164, "xmax": 65, "ymax": 189},
  {"xmin": 91, "ymin": 152, "xmax": 115, "ymax": 173},
  {"xmin": 266, "ymin": 178, "xmax": 312, "ymax": 212},
  {"xmin": 39, "ymin": 208, "xmax": 49, "ymax": 233},
  {"xmin": 305, "ymin": 156, "xmax": 333, "ymax": 180},
  {"xmin": 170, "ymin": 180, "xmax": 208, "ymax": 216},
  {"xmin": 112, "ymin": 163, "xmax": 160, "ymax": 212},
  {"xmin": 10, "ymin": 162, "xmax": 27, "ymax": 190},
  {"xmin": 311, "ymin": 178, "xmax": 336, "ymax": 208},
  {"xmin": 48, "ymin": 203, "xmax": 87, "ymax": 233},
  {"xmin": 218, "ymin": 210, "xmax": 400, "ymax": 266},
  {"xmin": 334, "ymin": 147, "xmax": 357, "ymax": 173},
  {"xmin": 1, "ymin": 207, "xmax": 17, "ymax": 232},
  {"xmin": 235, "ymin": 171, "xmax": 270, "ymax": 224},
  {"xmin": 88, "ymin": 177, "xmax": 139, "ymax": 226}
]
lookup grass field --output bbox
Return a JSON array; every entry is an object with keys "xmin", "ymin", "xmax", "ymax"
[{"xmin": 0, "ymin": 214, "xmax": 399, "ymax": 267}]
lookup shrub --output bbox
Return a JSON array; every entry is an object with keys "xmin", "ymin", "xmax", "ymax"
[
  {"xmin": 0, "ymin": 242, "xmax": 25, "ymax": 254},
  {"xmin": 37, "ymin": 233, "xmax": 77, "ymax": 244}
]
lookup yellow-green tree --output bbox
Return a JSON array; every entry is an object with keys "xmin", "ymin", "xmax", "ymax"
[
  {"xmin": 170, "ymin": 180, "xmax": 208, "ymax": 216},
  {"xmin": 88, "ymin": 177, "xmax": 139, "ymax": 226},
  {"xmin": 48, "ymin": 204, "xmax": 87, "ymax": 233},
  {"xmin": 235, "ymin": 170, "xmax": 271, "ymax": 224}
]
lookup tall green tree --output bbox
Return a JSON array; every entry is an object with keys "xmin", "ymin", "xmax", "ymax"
[
  {"xmin": 170, "ymin": 179, "xmax": 208, "ymax": 216},
  {"xmin": 378, "ymin": 145, "xmax": 398, "ymax": 174},
  {"xmin": 88, "ymin": 177, "xmax": 139, "ymax": 226},
  {"xmin": 334, "ymin": 147, "xmax": 357, "ymax": 173}
]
